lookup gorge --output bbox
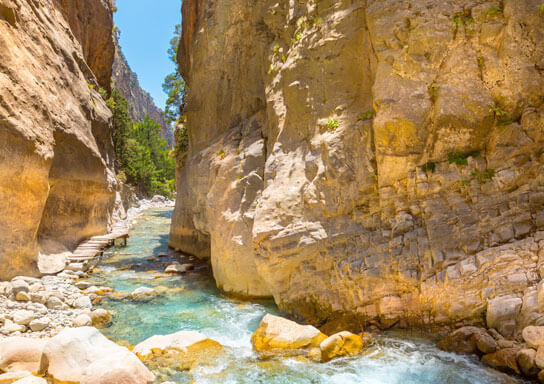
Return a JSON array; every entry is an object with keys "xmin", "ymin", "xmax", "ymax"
[{"xmin": 0, "ymin": 0, "xmax": 543, "ymax": 383}]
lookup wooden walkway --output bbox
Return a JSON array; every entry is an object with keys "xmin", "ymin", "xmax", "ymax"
[{"xmin": 67, "ymin": 225, "xmax": 130, "ymax": 265}]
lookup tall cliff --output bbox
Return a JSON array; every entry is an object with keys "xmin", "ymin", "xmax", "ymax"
[
  {"xmin": 0, "ymin": 0, "xmax": 117, "ymax": 279},
  {"xmin": 113, "ymin": 40, "xmax": 174, "ymax": 147},
  {"xmin": 171, "ymin": 0, "xmax": 544, "ymax": 336}
]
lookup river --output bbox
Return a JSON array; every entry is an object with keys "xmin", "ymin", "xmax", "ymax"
[{"xmin": 88, "ymin": 207, "xmax": 525, "ymax": 384}]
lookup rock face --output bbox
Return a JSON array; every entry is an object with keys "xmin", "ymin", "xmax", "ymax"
[
  {"xmin": 112, "ymin": 39, "xmax": 174, "ymax": 147},
  {"xmin": 0, "ymin": 0, "xmax": 117, "ymax": 279},
  {"xmin": 171, "ymin": 0, "xmax": 544, "ymax": 332}
]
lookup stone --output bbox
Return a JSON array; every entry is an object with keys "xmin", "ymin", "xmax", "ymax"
[
  {"xmin": 39, "ymin": 327, "xmax": 154, "ymax": 383},
  {"xmin": 75, "ymin": 281, "xmax": 93, "ymax": 290},
  {"xmin": 536, "ymin": 346, "xmax": 544, "ymax": 369},
  {"xmin": 437, "ymin": 326, "xmax": 497, "ymax": 355},
  {"xmin": 72, "ymin": 295, "xmax": 92, "ymax": 309},
  {"xmin": 12, "ymin": 310, "xmax": 35, "ymax": 326},
  {"xmin": 486, "ymin": 297, "xmax": 522, "ymax": 337},
  {"xmin": 0, "ymin": 337, "xmax": 45, "ymax": 373},
  {"xmin": 46, "ymin": 297, "xmax": 63, "ymax": 310},
  {"xmin": 2, "ymin": 320, "xmax": 26, "ymax": 334},
  {"xmin": 517, "ymin": 348, "xmax": 539, "ymax": 377},
  {"xmin": 481, "ymin": 348, "xmax": 521, "ymax": 375},
  {"xmin": 131, "ymin": 287, "xmax": 156, "ymax": 302},
  {"xmin": 319, "ymin": 331, "xmax": 364, "ymax": 362},
  {"xmin": 73, "ymin": 314, "xmax": 93, "ymax": 327},
  {"xmin": 28, "ymin": 284, "xmax": 43, "ymax": 294},
  {"xmin": 15, "ymin": 292, "xmax": 31, "ymax": 303},
  {"xmin": 251, "ymin": 314, "xmax": 327, "ymax": 355},
  {"xmin": 29, "ymin": 293, "xmax": 47, "ymax": 305},
  {"xmin": 29, "ymin": 318, "xmax": 49, "ymax": 332},
  {"xmin": 133, "ymin": 331, "xmax": 223, "ymax": 372},
  {"xmin": 539, "ymin": 370, "xmax": 544, "ymax": 383},
  {"xmin": 10, "ymin": 281, "xmax": 29, "ymax": 295},
  {"xmin": 90, "ymin": 309, "xmax": 112, "ymax": 328},
  {"xmin": 523, "ymin": 326, "xmax": 544, "ymax": 349},
  {"xmin": 164, "ymin": 262, "xmax": 194, "ymax": 274}
]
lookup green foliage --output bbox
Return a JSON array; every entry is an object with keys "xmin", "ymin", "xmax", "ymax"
[
  {"xmin": 477, "ymin": 56, "xmax": 484, "ymax": 67},
  {"xmin": 471, "ymin": 168, "xmax": 495, "ymax": 183},
  {"xmin": 99, "ymin": 88, "xmax": 109, "ymax": 100},
  {"xmin": 428, "ymin": 82, "xmax": 439, "ymax": 101},
  {"xmin": 539, "ymin": 3, "xmax": 544, "ymax": 17},
  {"xmin": 282, "ymin": 55, "xmax": 287, "ymax": 63},
  {"xmin": 113, "ymin": 26, "xmax": 121, "ymax": 39},
  {"xmin": 216, "ymin": 149, "xmax": 226, "ymax": 160},
  {"xmin": 162, "ymin": 24, "xmax": 186, "ymax": 125},
  {"xmin": 273, "ymin": 44, "xmax": 280, "ymax": 54},
  {"xmin": 268, "ymin": 64, "xmax": 275, "ymax": 74},
  {"xmin": 483, "ymin": 7, "xmax": 503, "ymax": 16},
  {"xmin": 448, "ymin": 150, "xmax": 480, "ymax": 166},
  {"xmin": 421, "ymin": 162, "xmax": 436, "ymax": 173},
  {"xmin": 326, "ymin": 118, "xmax": 339, "ymax": 131},
  {"xmin": 453, "ymin": 10, "xmax": 474, "ymax": 25},
  {"xmin": 107, "ymin": 89, "xmax": 175, "ymax": 196},
  {"xmin": 489, "ymin": 103, "xmax": 508, "ymax": 118},
  {"xmin": 357, "ymin": 110, "xmax": 376, "ymax": 121}
]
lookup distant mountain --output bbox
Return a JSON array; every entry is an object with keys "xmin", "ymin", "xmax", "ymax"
[{"xmin": 112, "ymin": 40, "xmax": 174, "ymax": 147}]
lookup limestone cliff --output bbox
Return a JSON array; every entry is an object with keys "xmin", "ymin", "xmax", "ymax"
[
  {"xmin": 113, "ymin": 40, "xmax": 174, "ymax": 147},
  {"xmin": 171, "ymin": 0, "xmax": 544, "ymax": 336},
  {"xmin": 0, "ymin": 0, "xmax": 117, "ymax": 279}
]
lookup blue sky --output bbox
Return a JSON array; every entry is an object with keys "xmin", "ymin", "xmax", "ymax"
[{"xmin": 114, "ymin": 0, "xmax": 181, "ymax": 109}]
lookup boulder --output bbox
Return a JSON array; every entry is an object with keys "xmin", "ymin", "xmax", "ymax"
[
  {"xmin": 29, "ymin": 318, "xmax": 49, "ymax": 332},
  {"xmin": 46, "ymin": 297, "xmax": 63, "ymax": 310},
  {"xmin": 481, "ymin": 348, "xmax": 521, "ymax": 374},
  {"xmin": 75, "ymin": 281, "xmax": 93, "ymax": 290},
  {"xmin": 72, "ymin": 296, "xmax": 92, "ymax": 309},
  {"xmin": 12, "ymin": 311, "xmax": 35, "ymax": 326},
  {"xmin": 165, "ymin": 263, "xmax": 193, "ymax": 274},
  {"xmin": 73, "ymin": 314, "xmax": 92, "ymax": 327},
  {"xmin": 10, "ymin": 281, "xmax": 29, "ymax": 295},
  {"xmin": 437, "ymin": 326, "xmax": 497, "ymax": 355},
  {"xmin": 0, "ymin": 337, "xmax": 46, "ymax": 373},
  {"xmin": 39, "ymin": 327, "xmax": 154, "ymax": 384},
  {"xmin": 2, "ymin": 320, "xmax": 26, "ymax": 334},
  {"xmin": 319, "ymin": 331, "xmax": 364, "ymax": 362},
  {"xmin": 133, "ymin": 330, "xmax": 222, "ymax": 371},
  {"xmin": 536, "ymin": 346, "xmax": 544, "ymax": 369},
  {"xmin": 517, "ymin": 348, "xmax": 539, "ymax": 376},
  {"xmin": 131, "ymin": 287, "xmax": 155, "ymax": 301},
  {"xmin": 15, "ymin": 292, "xmax": 31, "ymax": 302},
  {"xmin": 486, "ymin": 297, "xmax": 522, "ymax": 337},
  {"xmin": 90, "ymin": 309, "xmax": 112, "ymax": 328},
  {"xmin": 251, "ymin": 314, "xmax": 327, "ymax": 355},
  {"xmin": 523, "ymin": 326, "xmax": 544, "ymax": 349}
]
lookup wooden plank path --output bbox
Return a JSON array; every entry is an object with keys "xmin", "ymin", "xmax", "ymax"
[{"xmin": 67, "ymin": 225, "xmax": 130, "ymax": 265}]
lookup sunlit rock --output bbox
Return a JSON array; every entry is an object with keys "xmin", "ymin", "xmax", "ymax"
[{"xmin": 251, "ymin": 314, "xmax": 327, "ymax": 356}]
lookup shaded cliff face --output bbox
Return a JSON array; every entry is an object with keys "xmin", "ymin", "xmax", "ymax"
[
  {"xmin": 171, "ymin": 0, "xmax": 544, "ymax": 335},
  {"xmin": 113, "ymin": 41, "xmax": 174, "ymax": 147},
  {"xmin": 0, "ymin": 0, "xmax": 116, "ymax": 279},
  {"xmin": 55, "ymin": 0, "xmax": 115, "ymax": 91}
]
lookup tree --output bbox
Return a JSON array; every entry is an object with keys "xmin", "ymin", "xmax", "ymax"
[{"xmin": 162, "ymin": 24, "xmax": 185, "ymax": 125}]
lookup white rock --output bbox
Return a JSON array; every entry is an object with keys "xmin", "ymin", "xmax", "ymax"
[
  {"xmin": 131, "ymin": 287, "xmax": 155, "ymax": 296},
  {"xmin": 164, "ymin": 262, "xmax": 192, "ymax": 274},
  {"xmin": 133, "ymin": 330, "xmax": 208, "ymax": 358},
  {"xmin": 46, "ymin": 296, "xmax": 63, "ymax": 309},
  {"xmin": 0, "ymin": 337, "xmax": 45, "ymax": 373},
  {"xmin": 0, "ymin": 371, "xmax": 33, "ymax": 382},
  {"xmin": 39, "ymin": 327, "xmax": 155, "ymax": 384},
  {"xmin": 29, "ymin": 318, "xmax": 49, "ymax": 332},
  {"xmin": 11, "ymin": 280, "xmax": 29, "ymax": 295},
  {"xmin": 73, "ymin": 314, "xmax": 92, "ymax": 327},
  {"xmin": 72, "ymin": 296, "xmax": 92, "ymax": 309},
  {"xmin": 75, "ymin": 281, "xmax": 93, "ymax": 290},
  {"xmin": 28, "ymin": 283, "xmax": 43, "ymax": 293},
  {"xmin": 12, "ymin": 310, "xmax": 35, "ymax": 326},
  {"xmin": 2, "ymin": 319, "xmax": 26, "ymax": 334}
]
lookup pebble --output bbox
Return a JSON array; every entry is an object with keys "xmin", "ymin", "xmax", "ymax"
[
  {"xmin": 73, "ymin": 314, "xmax": 92, "ymax": 327},
  {"xmin": 29, "ymin": 318, "xmax": 49, "ymax": 332},
  {"xmin": 12, "ymin": 310, "xmax": 35, "ymax": 326}
]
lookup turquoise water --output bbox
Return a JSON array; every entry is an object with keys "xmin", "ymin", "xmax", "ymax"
[{"xmin": 89, "ymin": 208, "xmax": 525, "ymax": 384}]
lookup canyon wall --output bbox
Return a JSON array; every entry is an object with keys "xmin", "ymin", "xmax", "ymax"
[
  {"xmin": 113, "ymin": 40, "xmax": 175, "ymax": 147},
  {"xmin": 171, "ymin": 0, "xmax": 544, "ymax": 336},
  {"xmin": 0, "ymin": 0, "xmax": 117, "ymax": 279}
]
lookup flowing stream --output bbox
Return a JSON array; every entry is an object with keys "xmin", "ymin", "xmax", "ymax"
[{"xmin": 88, "ymin": 208, "xmax": 526, "ymax": 384}]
